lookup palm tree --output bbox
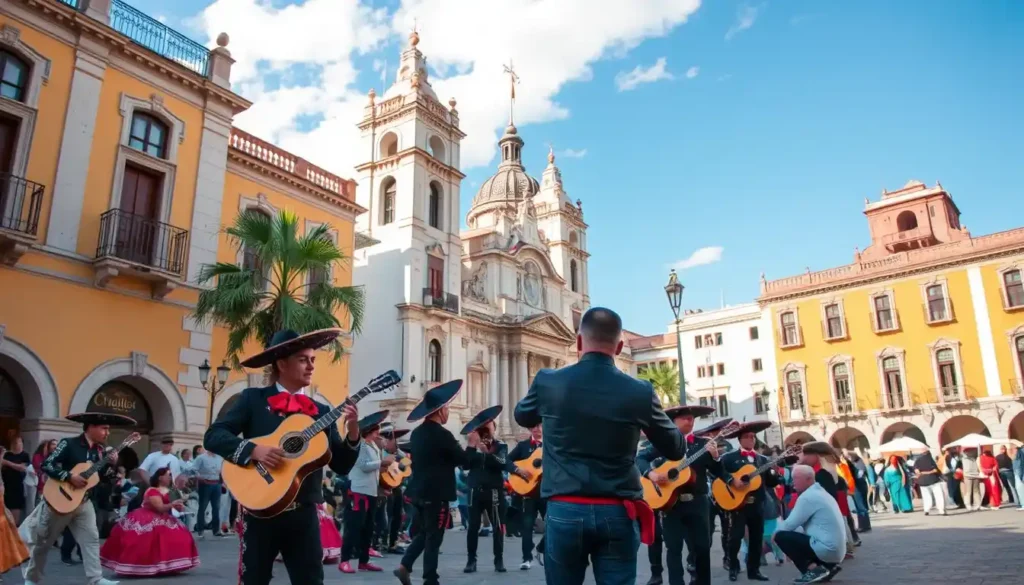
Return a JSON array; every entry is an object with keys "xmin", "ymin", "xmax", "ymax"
[
  {"xmin": 639, "ymin": 363, "xmax": 681, "ymax": 406},
  {"xmin": 192, "ymin": 209, "xmax": 365, "ymax": 368}
]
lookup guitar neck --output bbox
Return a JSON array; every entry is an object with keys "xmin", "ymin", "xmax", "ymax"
[
  {"xmin": 747, "ymin": 454, "xmax": 790, "ymax": 478},
  {"xmin": 302, "ymin": 386, "xmax": 373, "ymax": 439},
  {"xmin": 78, "ymin": 437, "xmax": 132, "ymax": 480}
]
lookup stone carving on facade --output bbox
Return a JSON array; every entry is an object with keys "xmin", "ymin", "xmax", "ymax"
[
  {"xmin": 516, "ymin": 272, "xmax": 523, "ymax": 300},
  {"xmin": 461, "ymin": 337, "xmax": 470, "ymax": 348},
  {"xmin": 426, "ymin": 324, "xmax": 447, "ymax": 342},
  {"xmin": 130, "ymin": 351, "xmax": 148, "ymax": 377},
  {"xmin": 461, "ymin": 261, "xmax": 489, "ymax": 303}
]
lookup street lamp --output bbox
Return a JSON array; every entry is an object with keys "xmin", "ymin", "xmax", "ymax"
[
  {"xmin": 199, "ymin": 359, "xmax": 231, "ymax": 426},
  {"xmin": 664, "ymin": 269, "xmax": 687, "ymax": 406}
]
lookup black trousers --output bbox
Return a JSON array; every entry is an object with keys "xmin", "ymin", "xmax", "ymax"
[
  {"xmin": 467, "ymin": 488, "xmax": 506, "ymax": 563},
  {"xmin": 240, "ymin": 504, "xmax": 324, "ymax": 585},
  {"xmin": 520, "ymin": 496, "xmax": 546, "ymax": 562},
  {"xmin": 649, "ymin": 512, "xmax": 664, "ymax": 577},
  {"xmin": 663, "ymin": 495, "xmax": 711, "ymax": 585},
  {"xmin": 400, "ymin": 500, "xmax": 450, "ymax": 585},
  {"xmin": 726, "ymin": 503, "xmax": 765, "ymax": 575},
  {"xmin": 373, "ymin": 496, "xmax": 389, "ymax": 546},
  {"xmin": 341, "ymin": 493, "xmax": 376, "ymax": 564},
  {"xmin": 388, "ymin": 488, "xmax": 404, "ymax": 546},
  {"xmin": 773, "ymin": 530, "xmax": 834, "ymax": 573}
]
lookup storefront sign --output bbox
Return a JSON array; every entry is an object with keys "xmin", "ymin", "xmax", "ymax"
[{"xmin": 88, "ymin": 382, "xmax": 151, "ymax": 429}]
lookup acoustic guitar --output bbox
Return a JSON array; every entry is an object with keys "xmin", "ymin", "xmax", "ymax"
[
  {"xmin": 221, "ymin": 370, "xmax": 400, "ymax": 518},
  {"xmin": 380, "ymin": 455, "xmax": 412, "ymax": 489},
  {"xmin": 508, "ymin": 447, "xmax": 542, "ymax": 496},
  {"xmin": 43, "ymin": 432, "xmax": 142, "ymax": 515},
  {"xmin": 711, "ymin": 445, "xmax": 801, "ymax": 511},
  {"xmin": 641, "ymin": 422, "xmax": 741, "ymax": 511}
]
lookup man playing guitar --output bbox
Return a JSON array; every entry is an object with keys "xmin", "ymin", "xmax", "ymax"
[
  {"xmin": 506, "ymin": 424, "xmax": 544, "ymax": 570},
  {"xmin": 718, "ymin": 421, "xmax": 776, "ymax": 582},
  {"xmin": 460, "ymin": 405, "xmax": 508, "ymax": 574}
]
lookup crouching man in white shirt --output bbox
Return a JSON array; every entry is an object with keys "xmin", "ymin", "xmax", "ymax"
[{"xmin": 773, "ymin": 465, "xmax": 846, "ymax": 584}]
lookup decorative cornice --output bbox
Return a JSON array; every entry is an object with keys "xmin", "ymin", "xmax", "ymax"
[
  {"xmin": 227, "ymin": 153, "xmax": 366, "ymax": 217},
  {"xmin": 354, "ymin": 147, "xmax": 466, "ymax": 181}
]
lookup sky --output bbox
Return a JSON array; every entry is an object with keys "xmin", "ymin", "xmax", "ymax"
[{"xmin": 128, "ymin": 0, "xmax": 1024, "ymax": 335}]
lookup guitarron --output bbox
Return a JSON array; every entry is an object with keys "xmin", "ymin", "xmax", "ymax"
[
  {"xmin": 641, "ymin": 422, "xmax": 741, "ymax": 511},
  {"xmin": 508, "ymin": 447, "xmax": 543, "ymax": 496},
  {"xmin": 711, "ymin": 445, "xmax": 801, "ymax": 511},
  {"xmin": 221, "ymin": 370, "xmax": 400, "ymax": 518},
  {"xmin": 44, "ymin": 432, "xmax": 142, "ymax": 515}
]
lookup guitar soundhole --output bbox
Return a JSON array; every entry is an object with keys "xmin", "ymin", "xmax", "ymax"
[
  {"xmin": 667, "ymin": 469, "xmax": 679, "ymax": 480},
  {"xmin": 532, "ymin": 459, "xmax": 542, "ymax": 469},
  {"xmin": 281, "ymin": 433, "xmax": 307, "ymax": 455},
  {"xmin": 398, "ymin": 464, "xmax": 407, "ymax": 471}
]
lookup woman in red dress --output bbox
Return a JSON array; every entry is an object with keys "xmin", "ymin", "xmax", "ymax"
[
  {"xmin": 100, "ymin": 467, "xmax": 200, "ymax": 576},
  {"xmin": 979, "ymin": 449, "xmax": 1002, "ymax": 509}
]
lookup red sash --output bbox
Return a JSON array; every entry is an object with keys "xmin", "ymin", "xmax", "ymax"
[{"xmin": 550, "ymin": 495, "xmax": 656, "ymax": 545}]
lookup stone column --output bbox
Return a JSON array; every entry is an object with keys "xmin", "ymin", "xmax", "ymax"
[
  {"xmin": 488, "ymin": 345, "xmax": 499, "ymax": 406},
  {"xmin": 498, "ymin": 349, "xmax": 509, "ymax": 427},
  {"xmin": 516, "ymin": 351, "xmax": 529, "ymax": 403},
  {"xmin": 207, "ymin": 34, "xmax": 236, "ymax": 90}
]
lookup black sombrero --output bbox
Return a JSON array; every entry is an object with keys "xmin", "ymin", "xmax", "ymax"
[
  {"xmin": 240, "ymin": 328, "xmax": 343, "ymax": 369},
  {"xmin": 461, "ymin": 405, "xmax": 503, "ymax": 435},
  {"xmin": 665, "ymin": 405, "xmax": 715, "ymax": 420},
  {"xmin": 693, "ymin": 417, "xmax": 734, "ymax": 438},
  {"xmin": 67, "ymin": 413, "xmax": 137, "ymax": 427},
  {"xmin": 801, "ymin": 441, "xmax": 835, "ymax": 456},
  {"xmin": 359, "ymin": 410, "xmax": 390, "ymax": 435},
  {"xmin": 725, "ymin": 420, "xmax": 773, "ymax": 439},
  {"xmin": 397, "ymin": 441, "xmax": 412, "ymax": 453},
  {"xmin": 379, "ymin": 422, "xmax": 410, "ymax": 440},
  {"xmin": 407, "ymin": 379, "xmax": 463, "ymax": 422}
]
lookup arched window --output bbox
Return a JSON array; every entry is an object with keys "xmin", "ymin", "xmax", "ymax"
[
  {"xmin": 0, "ymin": 50, "xmax": 29, "ymax": 102},
  {"xmin": 242, "ymin": 208, "xmax": 271, "ymax": 291},
  {"xmin": 936, "ymin": 348, "xmax": 958, "ymax": 392},
  {"xmin": 569, "ymin": 230, "xmax": 579, "ymax": 247},
  {"xmin": 882, "ymin": 356, "xmax": 905, "ymax": 409},
  {"xmin": 786, "ymin": 370, "xmax": 805, "ymax": 411},
  {"xmin": 428, "ymin": 339, "xmax": 442, "ymax": 383},
  {"xmin": 381, "ymin": 178, "xmax": 396, "ymax": 225},
  {"xmin": 428, "ymin": 183, "xmax": 442, "ymax": 229},
  {"xmin": 380, "ymin": 132, "xmax": 398, "ymax": 157},
  {"xmin": 128, "ymin": 112, "xmax": 169, "ymax": 158},
  {"xmin": 570, "ymin": 259, "xmax": 578, "ymax": 292},
  {"xmin": 832, "ymin": 363, "xmax": 851, "ymax": 412},
  {"xmin": 428, "ymin": 135, "xmax": 446, "ymax": 162},
  {"xmin": 896, "ymin": 210, "xmax": 918, "ymax": 232}
]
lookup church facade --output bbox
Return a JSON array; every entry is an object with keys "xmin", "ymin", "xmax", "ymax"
[{"xmin": 350, "ymin": 32, "xmax": 591, "ymax": 437}]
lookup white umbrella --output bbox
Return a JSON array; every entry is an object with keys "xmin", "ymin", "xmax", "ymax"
[
  {"xmin": 942, "ymin": 433, "xmax": 1001, "ymax": 450},
  {"xmin": 875, "ymin": 436, "xmax": 930, "ymax": 455}
]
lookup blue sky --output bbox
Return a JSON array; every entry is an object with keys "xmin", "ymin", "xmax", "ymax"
[{"xmin": 129, "ymin": 0, "xmax": 1024, "ymax": 335}]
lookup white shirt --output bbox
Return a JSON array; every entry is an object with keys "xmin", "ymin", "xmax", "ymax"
[
  {"xmin": 140, "ymin": 451, "xmax": 181, "ymax": 478},
  {"xmin": 777, "ymin": 482, "xmax": 847, "ymax": 563}
]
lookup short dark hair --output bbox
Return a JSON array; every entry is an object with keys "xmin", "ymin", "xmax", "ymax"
[
  {"xmin": 579, "ymin": 307, "xmax": 622, "ymax": 345},
  {"xmin": 150, "ymin": 466, "xmax": 171, "ymax": 488},
  {"xmin": 192, "ymin": 445, "xmax": 203, "ymax": 458}
]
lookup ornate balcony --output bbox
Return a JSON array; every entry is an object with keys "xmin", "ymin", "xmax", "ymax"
[
  {"xmin": 935, "ymin": 385, "xmax": 973, "ymax": 405},
  {"xmin": 93, "ymin": 209, "xmax": 188, "ymax": 299},
  {"xmin": 109, "ymin": 0, "xmax": 211, "ymax": 77},
  {"xmin": 421, "ymin": 287, "xmax": 459, "ymax": 315},
  {"xmin": 0, "ymin": 172, "xmax": 45, "ymax": 265},
  {"xmin": 882, "ymin": 225, "xmax": 936, "ymax": 252}
]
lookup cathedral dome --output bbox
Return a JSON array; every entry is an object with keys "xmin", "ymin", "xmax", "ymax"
[{"xmin": 470, "ymin": 124, "xmax": 539, "ymax": 209}]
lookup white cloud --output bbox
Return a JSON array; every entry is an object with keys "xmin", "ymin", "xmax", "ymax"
[
  {"xmin": 725, "ymin": 3, "xmax": 761, "ymax": 41},
  {"xmin": 685, "ymin": 66, "xmax": 699, "ymax": 79},
  {"xmin": 671, "ymin": 246, "xmax": 724, "ymax": 270},
  {"xmin": 199, "ymin": 0, "xmax": 702, "ymax": 176},
  {"xmin": 615, "ymin": 57, "xmax": 674, "ymax": 92},
  {"xmin": 559, "ymin": 148, "xmax": 587, "ymax": 159}
]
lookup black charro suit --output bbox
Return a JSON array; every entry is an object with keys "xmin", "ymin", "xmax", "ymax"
[
  {"xmin": 718, "ymin": 450, "xmax": 778, "ymax": 578},
  {"xmin": 506, "ymin": 438, "xmax": 545, "ymax": 563},
  {"xmin": 204, "ymin": 385, "xmax": 360, "ymax": 585}
]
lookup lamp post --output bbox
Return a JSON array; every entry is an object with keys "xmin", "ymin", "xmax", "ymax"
[
  {"xmin": 198, "ymin": 359, "xmax": 231, "ymax": 427},
  {"xmin": 664, "ymin": 269, "xmax": 686, "ymax": 406}
]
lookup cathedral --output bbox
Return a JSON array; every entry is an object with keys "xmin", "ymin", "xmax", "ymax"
[{"xmin": 349, "ymin": 31, "xmax": 591, "ymax": 437}]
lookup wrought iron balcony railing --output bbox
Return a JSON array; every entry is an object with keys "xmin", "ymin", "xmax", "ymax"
[
  {"xmin": 0, "ymin": 172, "xmax": 44, "ymax": 236},
  {"xmin": 96, "ymin": 209, "xmax": 188, "ymax": 275},
  {"xmin": 110, "ymin": 0, "xmax": 211, "ymax": 77},
  {"xmin": 422, "ymin": 288, "xmax": 459, "ymax": 315}
]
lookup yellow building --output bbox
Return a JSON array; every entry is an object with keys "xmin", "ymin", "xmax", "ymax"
[
  {"xmin": 759, "ymin": 181, "xmax": 1024, "ymax": 451},
  {"xmin": 0, "ymin": 0, "xmax": 364, "ymax": 456}
]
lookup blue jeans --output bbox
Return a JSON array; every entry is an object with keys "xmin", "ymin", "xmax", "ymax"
[
  {"xmin": 852, "ymin": 486, "xmax": 871, "ymax": 530},
  {"xmin": 543, "ymin": 500, "xmax": 639, "ymax": 585},
  {"xmin": 195, "ymin": 482, "xmax": 222, "ymax": 535},
  {"xmin": 1015, "ymin": 476, "xmax": 1024, "ymax": 509}
]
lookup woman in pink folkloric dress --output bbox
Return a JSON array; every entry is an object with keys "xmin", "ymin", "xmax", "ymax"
[
  {"xmin": 236, "ymin": 503, "xmax": 342, "ymax": 568},
  {"xmin": 100, "ymin": 467, "xmax": 200, "ymax": 576}
]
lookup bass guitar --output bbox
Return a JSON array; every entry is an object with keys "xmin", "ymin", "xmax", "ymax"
[
  {"xmin": 43, "ymin": 432, "xmax": 142, "ymax": 515},
  {"xmin": 711, "ymin": 445, "xmax": 801, "ymax": 511},
  {"xmin": 508, "ymin": 447, "xmax": 542, "ymax": 497},
  {"xmin": 641, "ymin": 422, "xmax": 741, "ymax": 511},
  {"xmin": 221, "ymin": 370, "xmax": 400, "ymax": 518},
  {"xmin": 380, "ymin": 455, "xmax": 412, "ymax": 489}
]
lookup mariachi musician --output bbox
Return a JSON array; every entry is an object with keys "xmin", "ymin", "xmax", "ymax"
[
  {"xmin": 460, "ymin": 405, "xmax": 508, "ymax": 574},
  {"xmin": 505, "ymin": 423, "xmax": 544, "ymax": 570},
  {"xmin": 718, "ymin": 420, "xmax": 775, "ymax": 582},
  {"xmin": 204, "ymin": 329, "xmax": 361, "ymax": 585},
  {"xmin": 637, "ymin": 406, "xmax": 727, "ymax": 585},
  {"xmin": 637, "ymin": 437, "xmax": 664, "ymax": 585},
  {"xmin": 378, "ymin": 422, "xmax": 410, "ymax": 554},
  {"xmin": 394, "ymin": 380, "xmax": 484, "ymax": 585},
  {"xmin": 339, "ymin": 410, "xmax": 392, "ymax": 574}
]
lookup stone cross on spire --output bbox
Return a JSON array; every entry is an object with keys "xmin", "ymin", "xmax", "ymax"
[{"xmin": 503, "ymin": 59, "xmax": 520, "ymax": 125}]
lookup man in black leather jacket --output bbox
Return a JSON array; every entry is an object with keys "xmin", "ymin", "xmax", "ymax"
[{"xmin": 515, "ymin": 307, "xmax": 686, "ymax": 585}]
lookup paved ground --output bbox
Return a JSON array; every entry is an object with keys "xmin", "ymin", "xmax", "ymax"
[{"xmin": 6, "ymin": 506, "xmax": 1022, "ymax": 585}]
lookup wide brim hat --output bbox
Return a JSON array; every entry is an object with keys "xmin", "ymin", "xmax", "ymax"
[
  {"xmin": 359, "ymin": 410, "xmax": 390, "ymax": 435},
  {"xmin": 724, "ymin": 420, "xmax": 773, "ymax": 439},
  {"xmin": 801, "ymin": 441, "xmax": 835, "ymax": 456},
  {"xmin": 66, "ymin": 413, "xmax": 137, "ymax": 427},
  {"xmin": 379, "ymin": 422, "xmax": 410, "ymax": 440},
  {"xmin": 407, "ymin": 379, "xmax": 463, "ymax": 422},
  {"xmin": 397, "ymin": 440, "xmax": 412, "ymax": 453},
  {"xmin": 665, "ymin": 405, "xmax": 715, "ymax": 420},
  {"xmin": 693, "ymin": 417, "xmax": 734, "ymax": 438},
  {"xmin": 240, "ymin": 328, "xmax": 343, "ymax": 369},
  {"xmin": 460, "ymin": 405, "xmax": 503, "ymax": 435}
]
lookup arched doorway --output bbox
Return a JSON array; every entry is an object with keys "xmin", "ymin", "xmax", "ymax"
[
  {"xmin": 880, "ymin": 421, "xmax": 927, "ymax": 446},
  {"xmin": 1009, "ymin": 411, "xmax": 1024, "ymax": 443},
  {"xmin": 785, "ymin": 431, "xmax": 816, "ymax": 446},
  {"xmin": 0, "ymin": 368, "xmax": 25, "ymax": 447},
  {"xmin": 87, "ymin": 381, "xmax": 154, "ymax": 469},
  {"xmin": 939, "ymin": 415, "xmax": 990, "ymax": 447},
  {"xmin": 830, "ymin": 426, "xmax": 870, "ymax": 453}
]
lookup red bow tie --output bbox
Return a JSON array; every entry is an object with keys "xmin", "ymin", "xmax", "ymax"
[
  {"xmin": 741, "ymin": 450, "xmax": 756, "ymax": 457},
  {"xmin": 687, "ymin": 435, "xmax": 695, "ymax": 444},
  {"xmin": 268, "ymin": 392, "xmax": 318, "ymax": 417}
]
